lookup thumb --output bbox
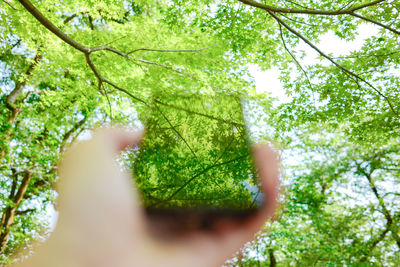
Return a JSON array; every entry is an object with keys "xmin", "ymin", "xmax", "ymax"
[{"xmin": 56, "ymin": 128, "xmax": 144, "ymax": 232}]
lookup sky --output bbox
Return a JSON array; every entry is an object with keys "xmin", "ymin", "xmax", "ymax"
[{"xmin": 249, "ymin": 24, "xmax": 379, "ymax": 100}]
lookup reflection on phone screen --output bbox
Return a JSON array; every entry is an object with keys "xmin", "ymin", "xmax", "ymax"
[{"xmin": 133, "ymin": 93, "xmax": 263, "ymax": 212}]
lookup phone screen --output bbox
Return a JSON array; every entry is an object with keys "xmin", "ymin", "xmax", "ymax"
[{"xmin": 132, "ymin": 93, "xmax": 263, "ymax": 226}]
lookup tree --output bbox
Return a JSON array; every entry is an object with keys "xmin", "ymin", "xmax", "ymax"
[
  {"xmin": 1, "ymin": 0, "xmax": 399, "ymax": 265},
  {"xmin": 0, "ymin": 0, "xmax": 255, "ymax": 262}
]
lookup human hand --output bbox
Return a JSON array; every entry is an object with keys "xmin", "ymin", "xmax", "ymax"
[{"xmin": 18, "ymin": 128, "xmax": 280, "ymax": 267}]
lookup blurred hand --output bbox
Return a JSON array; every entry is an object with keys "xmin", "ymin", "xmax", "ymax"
[{"xmin": 18, "ymin": 128, "xmax": 280, "ymax": 267}]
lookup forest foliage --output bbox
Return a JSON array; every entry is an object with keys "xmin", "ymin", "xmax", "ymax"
[
  {"xmin": 131, "ymin": 93, "xmax": 263, "ymax": 211},
  {"xmin": 0, "ymin": 0, "xmax": 399, "ymax": 265}
]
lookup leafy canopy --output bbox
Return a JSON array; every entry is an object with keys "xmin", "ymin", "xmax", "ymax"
[{"xmin": 1, "ymin": 0, "xmax": 400, "ymax": 265}]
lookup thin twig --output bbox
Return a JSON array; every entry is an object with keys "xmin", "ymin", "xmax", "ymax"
[
  {"xmin": 351, "ymin": 12, "xmax": 400, "ymax": 36},
  {"xmin": 268, "ymin": 11, "xmax": 399, "ymax": 117},
  {"xmin": 103, "ymin": 79, "xmax": 148, "ymax": 105},
  {"xmin": 88, "ymin": 15, "xmax": 94, "ymax": 30},
  {"xmin": 2, "ymin": 0, "xmax": 17, "ymax": 10},
  {"xmin": 137, "ymin": 58, "xmax": 184, "ymax": 75},
  {"xmin": 337, "ymin": 0, "xmax": 357, "ymax": 12},
  {"xmin": 101, "ymin": 83, "xmax": 113, "ymax": 121},
  {"xmin": 154, "ymin": 104, "xmax": 199, "ymax": 160},
  {"xmin": 164, "ymin": 155, "xmax": 247, "ymax": 202},
  {"xmin": 127, "ymin": 44, "xmax": 218, "ymax": 54},
  {"xmin": 101, "ymin": 35, "xmax": 129, "ymax": 47},
  {"xmin": 278, "ymin": 13, "xmax": 329, "ymax": 28},
  {"xmin": 332, "ymin": 50, "xmax": 400, "ymax": 59},
  {"xmin": 278, "ymin": 24, "xmax": 316, "ymax": 104},
  {"xmin": 281, "ymin": 0, "xmax": 313, "ymax": 10},
  {"xmin": 63, "ymin": 13, "xmax": 78, "ymax": 24}
]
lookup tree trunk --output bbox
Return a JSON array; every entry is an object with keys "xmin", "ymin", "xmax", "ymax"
[
  {"xmin": 269, "ymin": 248, "xmax": 276, "ymax": 267},
  {"xmin": 0, "ymin": 54, "xmax": 42, "ymax": 163},
  {"xmin": 0, "ymin": 170, "xmax": 33, "ymax": 253}
]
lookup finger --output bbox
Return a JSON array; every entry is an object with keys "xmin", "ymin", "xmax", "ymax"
[
  {"xmin": 251, "ymin": 144, "xmax": 280, "ymax": 226},
  {"xmin": 91, "ymin": 127, "xmax": 143, "ymax": 154},
  {"xmin": 212, "ymin": 144, "xmax": 280, "ymax": 232},
  {"xmin": 57, "ymin": 128, "xmax": 145, "ymax": 230},
  {"xmin": 215, "ymin": 144, "xmax": 280, "ymax": 256},
  {"xmin": 175, "ymin": 145, "xmax": 281, "ymax": 266},
  {"xmin": 59, "ymin": 128, "xmax": 143, "ymax": 185}
]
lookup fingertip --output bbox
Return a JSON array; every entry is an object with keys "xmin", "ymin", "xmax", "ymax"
[
  {"xmin": 92, "ymin": 127, "xmax": 144, "ymax": 153},
  {"xmin": 250, "ymin": 143, "xmax": 281, "ymax": 226},
  {"xmin": 253, "ymin": 144, "xmax": 279, "ymax": 164},
  {"xmin": 115, "ymin": 130, "xmax": 144, "ymax": 152}
]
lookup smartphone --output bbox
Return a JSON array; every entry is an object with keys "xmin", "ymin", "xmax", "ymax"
[{"xmin": 131, "ymin": 92, "xmax": 264, "ymax": 233}]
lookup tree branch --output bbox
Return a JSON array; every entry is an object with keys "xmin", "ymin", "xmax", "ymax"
[
  {"xmin": 127, "ymin": 44, "xmax": 218, "ymax": 54},
  {"xmin": 278, "ymin": 13, "xmax": 329, "ymax": 28},
  {"xmin": 5, "ymin": 54, "xmax": 42, "ymax": 115},
  {"xmin": 154, "ymin": 104, "xmax": 199, "ymax": 160},
  {"xmin": 63, "ymin": 13, "xmax": 78, "ymax": 24},
  {"xmin": 332, "ymin": 50, "xmax": 400, "ymax": 59},
  {"xmin": 137, "ymin": 58, "xmax": 184, "ymax": 75},
  {"xmin": 163, "ymin": 155, "xmax": 247, "ymax": 202},
  {"xmin": 18, "ymin": 0, "xmax": 217, "ymax": 107},
  {"xmin": 69, "ymin": 127, "xmax": 86, "ymax": 146},
  {"xmin": 101, "ymin": 84, "xmax": 113, "ymax": 121},
  {"xmin": 357, "ymin": 163, "xmax": 400, "ymax": 249},
  {"xmin": 59, "ymin": 115, "xmax": 88, "ymax": 153},
  {"xmin": 1, "ymin": 53, "xmax": 43, "ymax": 163},
  {"xmin": 360, "ymin": 221, "xmax": 391, "ymax": 262},
  {"xmin": 239, "ymin": 0, "xmax": 400, "ymax": 39},
  {"xmin": 2, "ymin": 0, "xmax": 16, "ymax": 10},
  {"xmin": 84, "ymin": 53, "xmax": 147, "ymax": 105},
  {"xmin": 9, "ymin": 168, "xmax": 20, "ymax": 199},
  {"xmin": 351, "ymin": 12, "xmax": 400, "ymax": 36},
  {"xmin": 337, "ymin": 0, "xmax": 357, "ymax": 11},
  {"xmin": 238, "ymin": 0, "xmax": 385, "ymax": 15},
  {"xmin": 1, "ymin": 39, "xmax": 21, "ymax": 57},
  {"xmin": 18, "ymin": 0, "xmax": 89, "ymax": 53},
  {"xmin": 268, "ymin": 11, "xmax": 399, "ymax": 117},
  {"xmin": 154, "ymin": 99, "xmax": 243, "ymax": 127},
  {"xmin": 18, "ymin": 0, "xmax": 147, "ymax": 104},
  {"xmin": 103, "ymin": 79, "xmax": 148, "ymax": 105},
  {"xmin": 278, "ymin": 24, "xmax": 315, "ymax": 102},
  {"xmin": 281, "ymin": 0, "xmax": 313, "ymax": 10},
  {"xmin": 88, "ymin": 15, "xmax": 95, "ymax": 30},
  {"xmin": 89, "ymin": 46, "xmax": 185, "ymax": 75},
  {"xmin": 2, "ymin": 11, "xmax": 83, "ymax": 164},
  {"xmin": 15, "ymin": 208, "xmax": 36, "ymax": 215},
  {"xmin": 0, "ymin": 170, "xmax": 33, "ymax": 253}
]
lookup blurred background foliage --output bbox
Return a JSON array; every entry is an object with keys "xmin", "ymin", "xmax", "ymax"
[{"xmin": 0, "ymin": 0, "xmax": 399, "ymax": 265}]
